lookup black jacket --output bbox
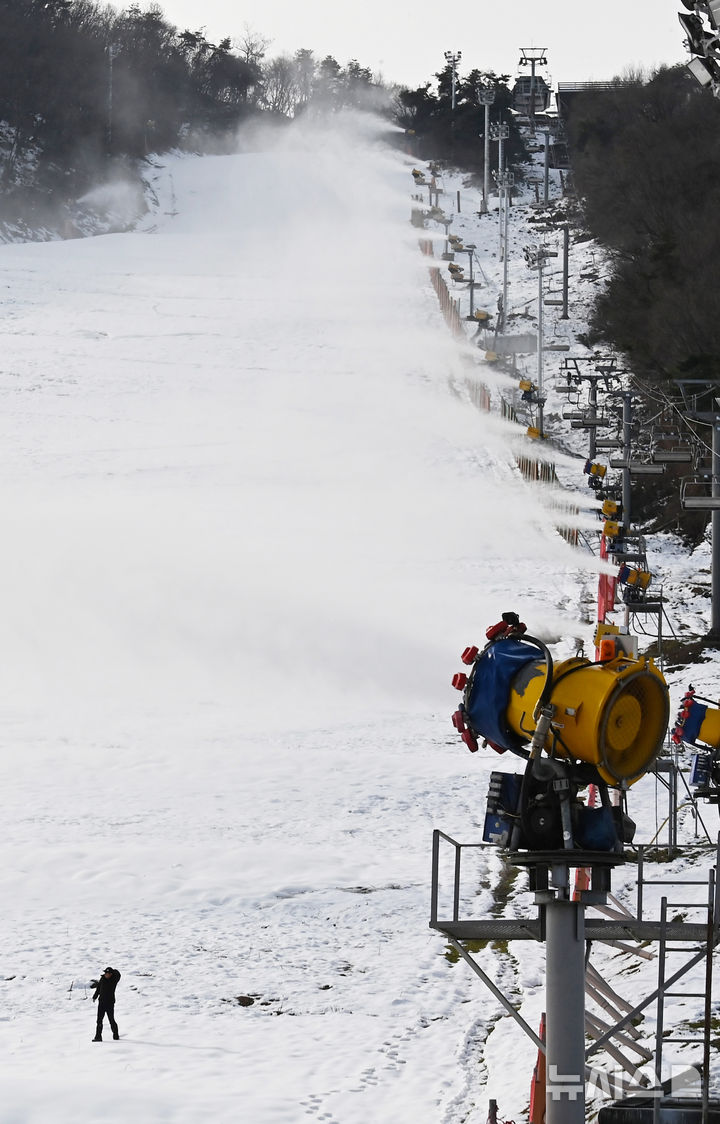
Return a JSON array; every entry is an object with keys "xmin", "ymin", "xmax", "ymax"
[{"xmin": 93, "ymin": 969, "xmax": 121, "ymax": 1003}]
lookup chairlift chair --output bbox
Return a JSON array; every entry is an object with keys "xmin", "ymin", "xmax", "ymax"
[
  {"xmin": 571, "ymin": 414, "xmax": 613, "ymax": 429},
  {"xmin": 595, "ymin": 437, "xmax": 624, "ymax": 450},
  {"xmin": 680, "ymin": 477, "xmax": 720, "ymax": 510},
  {"xmin": 651, "ymin": 448, "xmax": 693, "ymax": 464}
]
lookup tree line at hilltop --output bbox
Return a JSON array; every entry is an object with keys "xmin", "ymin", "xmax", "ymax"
[
  {"xmin": 567, "ymin": 64, "xmax": 720, "ymax": 391},
  {"xmin": 0, "ymin": 0, "xmax": 531, "ymax": 223},
  {"xmin": 0, "ymin": 0, "xmax": 391, "ymax": 213},
  {"xmin": 562, "ymin": 64, "xmax": 720, "ymax": 538}
]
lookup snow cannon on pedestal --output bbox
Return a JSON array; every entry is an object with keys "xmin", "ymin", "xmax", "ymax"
[
  {"xmin": 672, "ymin": 687, "xmax": 720, "ymax": 805},
  {"xmin": 451, "ymin": 612, "xmax": 670, "ymax": 852}
]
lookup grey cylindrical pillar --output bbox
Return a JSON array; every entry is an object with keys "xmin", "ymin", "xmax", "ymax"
[
  {"xmin": 537, "ymin": 260, "xmax": 545, "ymax": 437},
  {"xmin": 588, "ymin": 381, "xmax": 598, "ymax": 462},
  {"xmin": 544, "ymin": 132, "xmax": 550, "ymax": 203},
  {"xmin": 483, "ymin": 101, "xmax": 491, "ymax": 213},
  {"xmin": 545, "ymin": 898, "xmax": 586, "ymax": 1124},
  {"xmin": 622, "ymin": 394, "xmax": 632, "ymax": 532},
  {"xmin": 502, "ymin": 190, "xmax": 509, "ymax": 330},
  {"xmin": 562, "ymin": 225, "xmax": 569, "ymax": 319},
  {"xmin": 711, "ymin": 419, "xmax": 720, "ymax": 640}
]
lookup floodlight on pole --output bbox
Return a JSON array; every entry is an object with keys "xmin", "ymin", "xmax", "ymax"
[
  {"xmin": 694, "ymin": 0, "xmax": 720, "ymax": 28},
  {"xmin": 688, "ymin": 54, "xmax": 718, "ymax": 85},
  {"xmin": 523, "ymin": 243, "xmax": 558, "ymax": 438},
  {"xmin": 679, "ymin": 10, "xmax": 713, "ymax": 53},
  {"xmin": 478, "ymin": 87, "xmax": 495, "ymax": 215},
  {"xmin": 679, "ymin": 0, "xmax": 720, "ymax": 19},
  {"xmin": 107, "ymin": 43, "xmax": 119, "ymax": 149},
  {"xmin": 444, "ymin": 50, "xmax": 462, "ymax": 112},
  {"xmin": 490, "ymin": 122, "xmax": 510, "ymax": 179},
  {"xmin": 679, "ymin": 1, "xmax": 720, "ymax": 95}
]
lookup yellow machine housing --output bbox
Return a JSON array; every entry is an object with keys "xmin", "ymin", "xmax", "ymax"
[
  {"xmin": 696, "ymin": 706, "xmax": 720, "ymax": 748},
  {"xmin": 504, "ymin": 654, "xmax": 669, "ymax": 786}
]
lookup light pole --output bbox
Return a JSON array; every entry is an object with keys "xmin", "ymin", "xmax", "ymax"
[
  {"xmin": 478, "ymin": 87, "xmax": 495, "ymax": 215},
  {"xmin": 679, "ymin": 1, "xmax": 720, "ymax": 95},
  {"xmin": 498, "ymin": 169, "xmax": 514, "ymax": 332},
  {"xmin": 490, "ymin": 121, "xmax": 510, "ymax": 180},
  {"xmin": 107, "ymin": 43, "xmax": 118, "ymax": 150},
  {"xmin": 523, "ymin": 242, "xmax": 558, "ymax": 437},
  {"xmin": 519, "ymin": 47, "xmax": 547, "ymax": 136},
  {"xmin": 491, "ymin": 121, "xmax": 511, "ymax": 296},
  {"xmin": 443, "ymin": 50, "xmax": 462, "ymax": 112}
]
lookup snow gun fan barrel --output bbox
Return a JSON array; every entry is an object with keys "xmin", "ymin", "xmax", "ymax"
[{"xmin": 452, "ymin": 614, "xmax": 670, "ymax": 787}]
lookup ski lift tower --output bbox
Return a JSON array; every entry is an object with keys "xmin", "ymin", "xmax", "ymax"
[{"xmin": 519, "ymin": 47, "xmax": 548, "ymax": 136}]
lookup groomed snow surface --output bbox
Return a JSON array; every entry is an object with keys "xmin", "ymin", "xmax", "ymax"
[{"xmin": 0, "ymin": 113, "xmax": 716, "ymax": 1123}]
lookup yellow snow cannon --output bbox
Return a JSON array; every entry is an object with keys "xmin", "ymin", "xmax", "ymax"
[
  {"xmin": 504, "ymin": 651, "xmax": 669, "ymax": 786},
  {"xmin": 672, "ymin": 689, "xmax": 720, "ymax": 801},
  {"xmin": 452, "ymin": 614, "xmax": 669, "ymax": 788},
  {"xmin": 672, "ymin": 688, "xmax": 720, "ymax": 750}
]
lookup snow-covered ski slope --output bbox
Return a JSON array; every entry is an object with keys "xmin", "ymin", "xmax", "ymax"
[{"xmin": 0, "ymin": 113, "xmax": 708, "ymax": 1123}]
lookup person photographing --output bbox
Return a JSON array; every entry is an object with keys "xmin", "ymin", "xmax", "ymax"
[{"xmin": 92, "ymin": 966, "xmax": 121, "ymax": 1041}]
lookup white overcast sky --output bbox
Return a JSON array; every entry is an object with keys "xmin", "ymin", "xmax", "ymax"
[{"xmin": 152, "ymin": 0, "xmax": 687, "ymax": 88}]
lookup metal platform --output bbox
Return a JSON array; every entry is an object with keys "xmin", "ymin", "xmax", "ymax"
[
  {"xmin": 599, "ymin": 1097, "xmax": 720, "ymax": 1124},
  {"xmin": 621, "ymin": 600, "xmax": 663, "ymax": 614},
  {"xmin": 430, "ymin": 917, "xmax": 711, "ymax": 943}
]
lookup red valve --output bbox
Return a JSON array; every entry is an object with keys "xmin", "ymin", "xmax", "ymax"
[
  {"xmin": 461, "ymin": 645, "xmax": 479, "ymax": 665},
  {"xmin": 451, "ymin": 709, "xmax": 466, "ymax": 733},
  {"xmin": 452, "ymin": 672, "xmax": 468, "ymax": 691},
  {"xmin": 461, "ymin": 730, "xmax": 479, "ymax": 753}
]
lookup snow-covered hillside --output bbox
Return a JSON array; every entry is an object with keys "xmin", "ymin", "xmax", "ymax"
[{"xmin": 0, "ymin": 113, "xmax": 716, "ymax": 1124}]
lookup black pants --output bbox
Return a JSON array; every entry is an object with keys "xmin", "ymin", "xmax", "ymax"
[{"xmin": 96, "ymin": 1000, "xmax": 118, "ymax": 1037}]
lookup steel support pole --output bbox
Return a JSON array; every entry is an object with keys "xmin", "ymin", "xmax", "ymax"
[
  {"xmin": 702, "ymin": 869, "xmax": 715, "ymax": 1124},
  {"xmin": 544, "ymin": 131, "xmax": 550, "ymax": 203},
  {"xmin": 529, "ymin": 62, "xmax": 537, "ymax": 137},
  {"xmin": 499, "ymin": 185, "xmax": 505, "ymax": 258},
  {"xmin": 467, "ymin": 252, "xmax": 475, "ymax": 319},
  {"xmin": 562, "ymin": 225, "xmax": 569, "ymax": 319},
  {"xmin": 710, "ymin": 418, "xmax": 720, "ymax": 640},
  {"xmin": 653, "ymin": 897, "xmax": 668, "ymax": 1124},
  {"xmin": 107, "ymin": 45, "xmax": 117, "ymax": 149},
  {"xmin": 502, "ymin": 189, "xmax": 509, "ymax": 331},
  {"xmin": 622, "ymin": 394, "xmax": 632, "ymax": 532},
  {"xmin": 483, "ymin": 101, "xmax": 491, "ymax": 214},
  {"xmin": 537, "ymin": 260, "xmax": 545, "ymax": 436},
  {"xmin": 545, "ymin": 892, "xmax": 586, "ymax": 1124},
  {"xmin": 588, "ymin": 381, "xmax": 598, "ymax": 462}
]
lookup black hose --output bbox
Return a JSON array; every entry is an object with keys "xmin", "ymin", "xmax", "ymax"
[{"xmin": 519, "ymin": 632, "xmax": 554, "ymax": 713}]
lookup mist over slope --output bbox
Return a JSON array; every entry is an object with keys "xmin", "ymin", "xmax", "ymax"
[
  {"xmin": 0, "ymin": 115, "xmax": 589, "ymax": 737},
  {"xmin": 0, "ymin": 114, "xmax": 612, "ymax": 1124}
]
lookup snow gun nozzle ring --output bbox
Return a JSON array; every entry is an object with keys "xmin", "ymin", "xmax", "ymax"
[{"xmin": 485, "ymin": 612, "xmax": 527, "ymax": 642}]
